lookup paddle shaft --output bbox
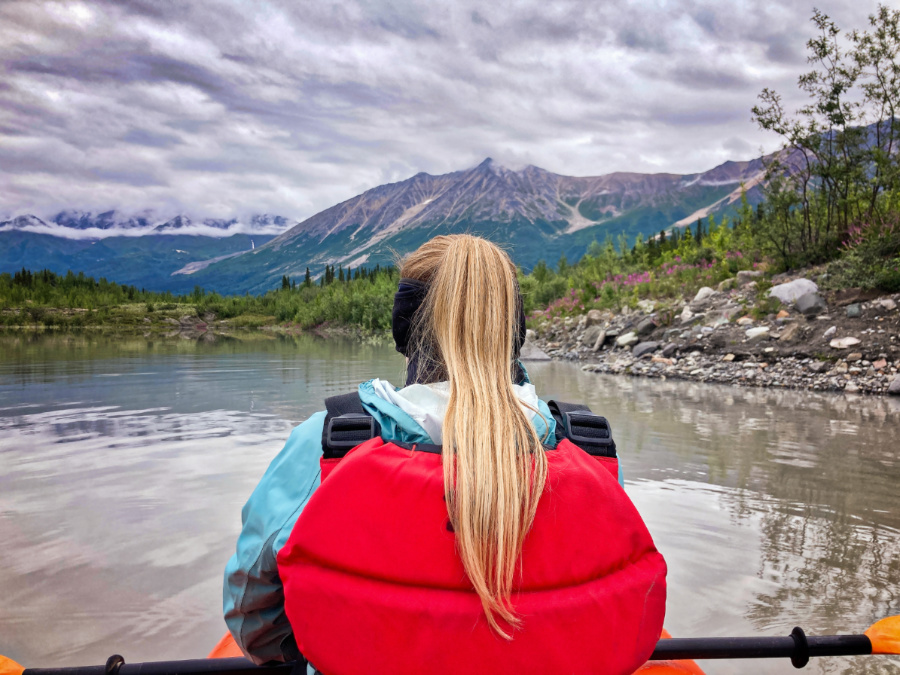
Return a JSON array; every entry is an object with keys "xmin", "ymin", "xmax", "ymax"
[
  {"xmin": 20, "ymin": 631, "xmax": 876, "ymax": 675},
  {"xmin": 650, "ymin": 633, "xmax": 872, "ymax": 661}
]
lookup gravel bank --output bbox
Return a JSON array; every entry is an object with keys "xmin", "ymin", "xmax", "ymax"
[{"xmin": 528, "ymin": 275, "xmax": 900, "ymax": 396}]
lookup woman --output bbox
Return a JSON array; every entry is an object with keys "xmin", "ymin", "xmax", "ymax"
[{"xmin": 224, "ymin": 235, "xmax": 665, "ymax": 674}]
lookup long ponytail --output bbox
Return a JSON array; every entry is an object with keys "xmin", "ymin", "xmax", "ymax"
[{"xmin": 400, "ymin": 235, "xmax": 548, "ymax": 638}]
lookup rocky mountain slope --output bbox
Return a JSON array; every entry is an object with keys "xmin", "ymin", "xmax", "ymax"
[
  {"xmin": 2, "ymin": 154, "xmax": 773, "ymax": 294},
  {"xmin": 184, "ymin": 156, "xmax": 770, "ymax": 294}
]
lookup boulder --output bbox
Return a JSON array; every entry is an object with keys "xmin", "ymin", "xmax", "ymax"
[
  {"xmin": 769, "ymin": 278, "xmax": 818, "ymax": 304},
  {"xmin": 717, "ymin": 278, "xmax": 736, "ymax": 292},
  {"xmin": 519, "ymin": 341, "xmax": 551, "ymax": 361},
  {"xmin": 616, "ymin": 331, "xmax": 639, "ymax": 348},
  {"xmin": 721, "ymin": 306, "xmax": 742, "ymax": 321},
  {"xmin": 583, "ymin": 325, "xmax": 604, "ymax": 347},
  {"xmin": 632, "ymin": 341, "xmax": 660, "ymax": 359},
  {"xmin": 636, "ymin": 317, "xmax": 657, "ymax": 336},
  {"xmin": 829, "ymin": 336, "xmax": 861, "ymax": 349},
  {"xmin": 795, "ymin": 292, "xmax": 827, "ymax": 316},
  {"xmin": 737, "ymin": 270, "xmax": 763, "ymax": 286},
  {"xmin": 846, "ymin": 303, "xmax": 861, "ymax": 318},
  {"xmin": 889, "ymin": 377, "xmax": 900, "ymax": 395},
  {"xmin": 585, "ymin": 309, "xmax": 605, "ymax": 326},
  {"xmin": 692, "ymin": 287, "xmax": 716, "ymax": 304},
  {"xmin": 778, "ymin": 323, "xmax": 801, "ymax": 342},
  {"xmin": 746, "ymin": 327, "xmax": 770, "ymax": 341}
]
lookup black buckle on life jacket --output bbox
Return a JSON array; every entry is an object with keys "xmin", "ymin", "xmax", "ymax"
[
  {"xmin": 324, "ymin": 413, "xmax": 379, "ymax": 457},
  {"xmin": 563, "ymin": 411, "xmax": 616, "ymax": 458}
]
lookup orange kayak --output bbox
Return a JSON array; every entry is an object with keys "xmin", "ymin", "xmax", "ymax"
[{"xmin": 208, "ymin": 630, "xmax": 706, "ymax": 674}]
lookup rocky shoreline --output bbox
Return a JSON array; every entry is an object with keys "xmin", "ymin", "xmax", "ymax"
[{"xmin": 525, "ymin": 274, "xmax": 900, "ymax": 396}]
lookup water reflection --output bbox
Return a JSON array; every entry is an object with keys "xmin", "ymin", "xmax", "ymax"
[
  {"xmin": 529, "ymin": 363, "xmax": 900, "ymax": 674},
  {"xmin": 1, "ymin": 337, "xmax": 898, "ymax": 674}
]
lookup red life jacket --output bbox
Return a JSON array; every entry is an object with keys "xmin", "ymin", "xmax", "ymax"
[{"xmin": 276, "ymin": 396, "xmax": 666, "ymax": 675}]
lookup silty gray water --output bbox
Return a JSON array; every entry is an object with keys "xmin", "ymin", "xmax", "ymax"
[{"xmin": 0, "ymin": 333, "xmax": 898, "ymax": 674}]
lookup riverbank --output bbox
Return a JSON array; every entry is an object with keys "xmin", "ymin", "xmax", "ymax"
[
  {"xmin": 0, "ymin": 304, "xmax": 393, "ymax": 343},
  {"xmin": 527, "ymin": 272, "xmax": 900, "ymax": 396}
]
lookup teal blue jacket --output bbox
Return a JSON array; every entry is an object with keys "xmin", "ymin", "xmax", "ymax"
[{"xmin": 224, "ymin": 377, "xmax": 588, "ymax": 664}]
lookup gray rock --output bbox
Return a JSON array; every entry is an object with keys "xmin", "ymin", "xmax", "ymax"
[
  {"xmin": 823, "ymin": 326, "xmax": 836, "ymax": 338},
  {"xmin": 525, "ymin": 329, "xmax": 537, "ymax": 342},
  {"xmin": 592, "ymin": 330, "xmax": 607, "ymax": 351},
  {"xmin": 778, "ymin": 323, "xmax": 801, "ymax": 342},
  {"xmin": 876, "ymin": 298, "xmax": 897, "ymax": 312},
  {"xmin": 846, "ymin": 303, "xmax": 861, "ymax": 318},
  {"xmin": 616, "ymin": 331, "xmax": 639, "ymax": 348},
  {"xmin": 746, "ymin": 326, "xmax": 770, "ymax": 341},
  {"xmin": 583, "ymin": 325, "xmax": 604, "ymax": 347},
  {"xmin": 632, "ymin": 341, "xmax": 660, "ymax": 359},
  {"xmin": 808, "ymin": 361, "xmax": 828, "ymax": 373},
  {"xmin": 519, "ymin": 341, "xmax": 551, "ymax": 361},
  {"xmin": 717, "ymin": 278, "xmax": 736, "ymax": 292},
  {"xmin": 693, "ymin": 286, "xmax": 716, "ymax": 304},
  {"xmin": 680, "ymin": 306, "xmax": 694, "ymax": 323},
  {"xmin": 661, "ymin": 343, "xmax": 677, "ymax": 358},
  {"xmin": 795, "ymin": 292, "xmax": 827, "ymax": 316},
  {"xmin": 889, "ymin": 377, "xmax": 900, "ymax": 395},
  {"xmin": 737, "ymin": 270, "xmax": 763, "ymax": 286},
  {"xmin": 830, "ymin": 336, "xmax": 861, "ymax": 349},
  {"xmin": 585, "ymin": 309, "xmax": 605, "ymax": 326},
  {"xmin": 769, "ymin": 278, "xmax": 818, "ymax": 304},
  {"xmin": 636, "ymin": 317, "xmax": 657, "ymax": 336}
]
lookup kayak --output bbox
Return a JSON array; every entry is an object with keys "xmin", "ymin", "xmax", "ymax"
[{"xmin": 207, "ymin": 630, "xmax": 707, "ymax": 674}]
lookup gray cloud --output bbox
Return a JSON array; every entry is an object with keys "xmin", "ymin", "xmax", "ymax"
[{"xmin": 0, "ymin": 0, "xmax": 883, "ymax": 221}]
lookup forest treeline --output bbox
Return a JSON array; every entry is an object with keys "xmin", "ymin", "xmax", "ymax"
[{"xmin": 2, "ymin": 7, "xmax": 899, "ymax": 331}]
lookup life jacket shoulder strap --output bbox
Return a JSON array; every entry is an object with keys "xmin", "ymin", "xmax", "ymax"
[
  {"xmin": 321, "ymin": 392, "xmax": 381, "ymax": 459},
  {"xmin": 547, "ymin": 400, "xmax": 617, "ymax": 458}
]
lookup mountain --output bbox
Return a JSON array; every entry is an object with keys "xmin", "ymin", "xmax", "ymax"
[
  {"xmin": 0, "ymin": 212, "xmax": 289, "ymax": 291},
  {"xmin": 0, "ymin": 155, "xmax": 772, "ymax": 295},
  {"xmin": 182, "ymin": 156, "xmax": 769, "ymax": 294}
]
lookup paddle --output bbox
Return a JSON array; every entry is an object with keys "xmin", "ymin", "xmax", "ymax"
[{"xmin": 2, "ymin": 616, "xmax": 897, "ymax": 674}]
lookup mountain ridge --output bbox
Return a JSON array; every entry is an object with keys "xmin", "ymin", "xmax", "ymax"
[{"xmin": 1, "ymin": 153, "xmax": 776, "ymax": 294}]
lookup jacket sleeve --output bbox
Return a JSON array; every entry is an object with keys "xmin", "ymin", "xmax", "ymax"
[{"xmin": 223, "ymin": 411, "xmax": 326, "ymax": 664}]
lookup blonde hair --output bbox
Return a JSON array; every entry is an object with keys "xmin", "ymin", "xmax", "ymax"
[{"xmin": 401, "ymin": 234, "xmax": 548, "ymax": 638}]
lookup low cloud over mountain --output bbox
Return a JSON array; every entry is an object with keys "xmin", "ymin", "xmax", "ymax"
[{"xmin": 0, "ymin": 212, "xmax": 291, "ymax": 240}]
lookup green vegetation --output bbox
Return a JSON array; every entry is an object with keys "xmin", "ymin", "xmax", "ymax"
[{"xmin": 0, "ymin": 265, "xmax": 399, "ymax": 331}]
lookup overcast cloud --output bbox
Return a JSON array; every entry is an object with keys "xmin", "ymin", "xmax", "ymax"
[{"xmin": 0, "ymin": 0, "xmax": 885, "ymax": 222}]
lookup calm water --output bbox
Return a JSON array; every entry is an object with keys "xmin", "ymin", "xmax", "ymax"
[{"xmin": 1, "ymin": 333, "xmax": 898, "ymax": 674}]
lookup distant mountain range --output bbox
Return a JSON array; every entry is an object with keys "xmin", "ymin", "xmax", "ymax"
[{"xmin": 1, "ymin": 155, "xmax": 772, "ymax": 294}]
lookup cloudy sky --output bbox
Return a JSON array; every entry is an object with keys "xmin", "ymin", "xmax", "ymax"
[{"xmin": 0, "ymin": 0, "xmax": 885, "ymax": 222}]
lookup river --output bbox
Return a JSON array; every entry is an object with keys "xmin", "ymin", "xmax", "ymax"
[{"xmin": 1, "ymin": 332, "xmax": 898, "ymax": 674}]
